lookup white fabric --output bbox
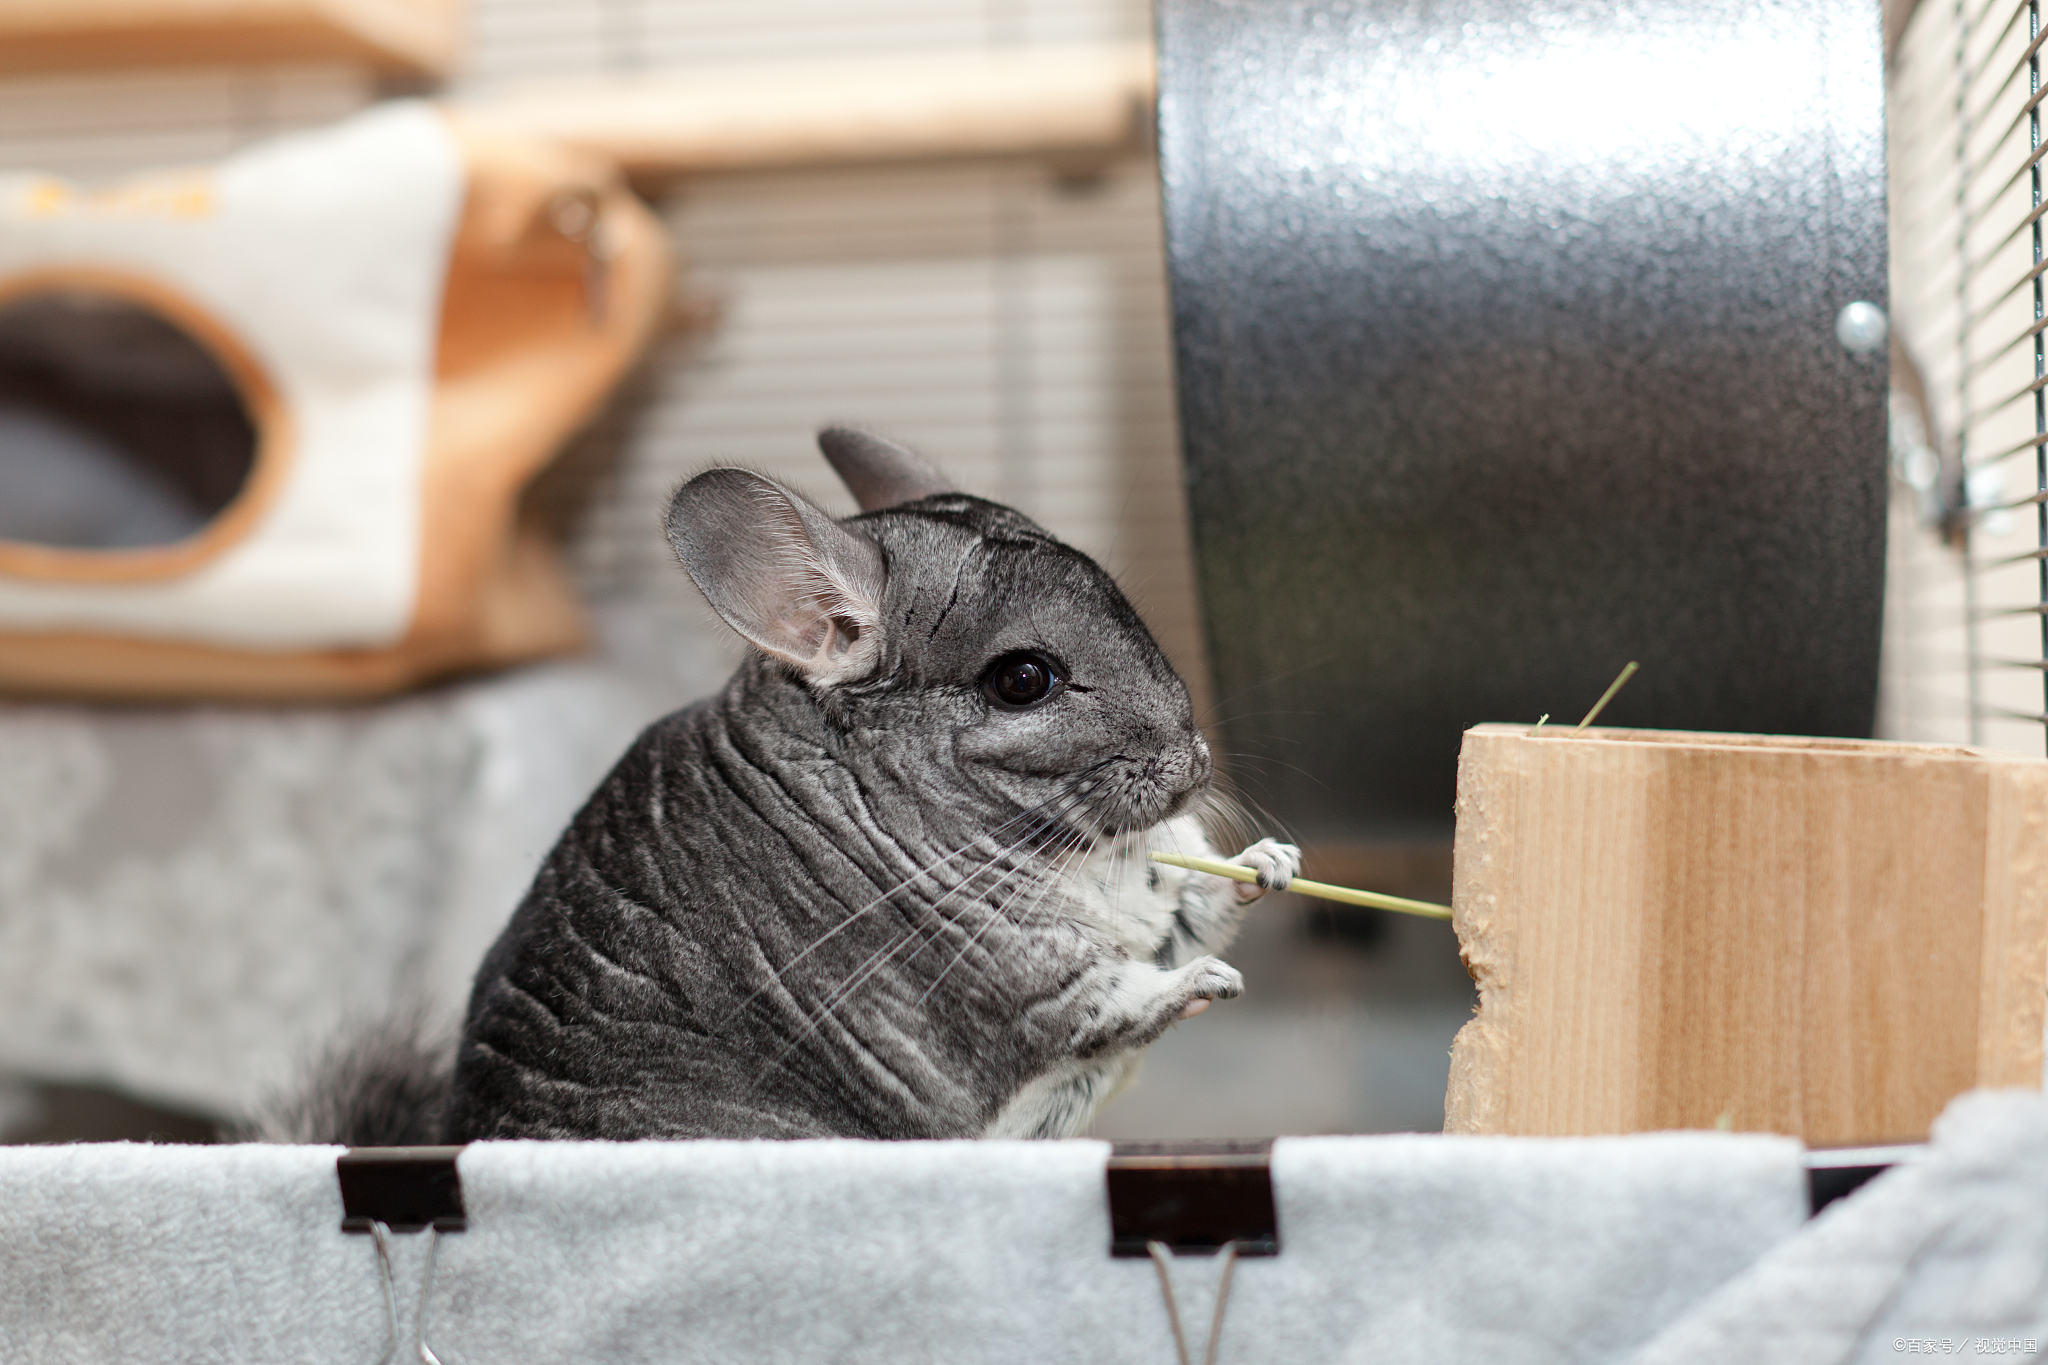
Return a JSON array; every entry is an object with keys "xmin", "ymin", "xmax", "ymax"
[
  {"xmin": 0, "ymin": 101, "xmax": 463, "ymax": 648},
  {"xmin": 1624, "ymin": 1089, "xmax": 2048, "ymax": 1365},
  {"xmin": 0, "ymin": 657, "xmax": 676, "ymax": 1119},
  {"xmin": 0, "ymin": 1130, "xmax": 1804, "ymax": 1364}
]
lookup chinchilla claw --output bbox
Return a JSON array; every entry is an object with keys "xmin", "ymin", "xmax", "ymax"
[{"xmin": 1230, "ymin": 838, "xmax": 1301, "ymax": 898}]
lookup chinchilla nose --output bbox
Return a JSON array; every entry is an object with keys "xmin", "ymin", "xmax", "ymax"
[{"xmin": 1149, "ymin": 734, "xmax": 1212, "ymax": 798}]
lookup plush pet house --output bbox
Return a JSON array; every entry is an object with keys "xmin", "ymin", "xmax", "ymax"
[{"xmin": 0, "ymin": 101, "xmax": 670, "ymax": 700}]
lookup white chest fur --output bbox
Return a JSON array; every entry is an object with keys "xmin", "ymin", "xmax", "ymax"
[
  {"xmin": 1064, "ymin": 813, "xmax": 1225, "ymax": 961},
  {"xmin": 981, "ymin": 816, "xmax": 1289, "ymax": 1140}
]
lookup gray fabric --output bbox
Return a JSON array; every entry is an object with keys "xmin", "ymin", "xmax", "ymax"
[
  {"xmin": 0, "ymin": 1128, "xmax": 1805, "ymax": 1364},
  {"xmin": 0, "ymin": 627, "xmax": 724, "ymax": 1123},
  {"xmin": 0, "ymin": 404, "xmax": 208, "ymax": 550},
  {"xmin": 1624, "ymin": 1089, "xmax": 2048, "ymax": 1365}
]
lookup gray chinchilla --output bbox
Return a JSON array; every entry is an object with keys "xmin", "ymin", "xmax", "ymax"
[{"xmin": 266, "ymin": 428, "xmax": 1298, "ymax": 1144}]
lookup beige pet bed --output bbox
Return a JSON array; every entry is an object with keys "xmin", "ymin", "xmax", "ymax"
[{"xmin": 0, "ymin": 101, "xmax": 669, "ymax": 700}]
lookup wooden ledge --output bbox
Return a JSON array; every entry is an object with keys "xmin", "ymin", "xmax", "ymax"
[{"xmin": 458, "ymin": 42, "xmax": 1156, "ymax": 178}]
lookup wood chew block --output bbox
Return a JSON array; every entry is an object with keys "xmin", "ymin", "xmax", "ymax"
[
  {"xmin": 0, "ymin": 0, "xmax": 461, "ymax": 78},
  {"xmin": 1444, "ymin": 725, "xmax": 2048, "ymax": 1145}
]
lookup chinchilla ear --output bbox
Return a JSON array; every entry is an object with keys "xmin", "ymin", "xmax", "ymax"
[
  {"xmin": 665, "ymin": 468, "xmax": 887, "ymax": 683},
  {"xmin": 817, "ymin": 426, "xmax": 953, "ymax": 512}
]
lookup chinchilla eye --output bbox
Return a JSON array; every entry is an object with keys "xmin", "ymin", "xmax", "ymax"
[{"xmin": 982, "ymin": 652, "xmax": 1062, "ymax": 708}]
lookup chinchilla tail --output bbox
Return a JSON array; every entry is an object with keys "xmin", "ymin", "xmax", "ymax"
[{"xmin": 234, "ymin": 1012, "xmax": 454, "ymax": 1146}]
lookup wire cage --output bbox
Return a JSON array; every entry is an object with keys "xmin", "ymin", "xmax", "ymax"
[{"xmin": 1888, "ymin": 0, "xmax": 2048, "ymax": 753}]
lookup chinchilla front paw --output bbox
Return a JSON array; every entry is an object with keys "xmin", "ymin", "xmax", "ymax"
[
  {"xmin": 1229, "ymin": 838, "xmax": 1302, "ymax": 902},
  {"xmin": 1174, "ymin": 956, "xmax": 1244, "ymax": 1018}
]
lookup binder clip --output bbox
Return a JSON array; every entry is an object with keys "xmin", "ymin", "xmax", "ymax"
[
  {"xmin": 1805, "ymin": 1143, "xmax": 1919, "ymax": 1216},
  {"xmin": 1107, "ymin": 1141, "xmax": 1278, "ymax": 1365},
  {"xmin": 338, "ymin": 1146, "xmax": 467, "ymax": 1365},
  {"xmin": 1105, "ymin": 1139, "xmax": 1278, "ymax": 1257}
]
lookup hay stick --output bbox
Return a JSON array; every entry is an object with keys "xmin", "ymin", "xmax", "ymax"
[
  {"xmin": 1149, "ymin": 852, "xmax": 1453, "ymax": 921},
  {"xmin": 1575, "ymin": 660, "xmax": 1639, "ymax": 730}
]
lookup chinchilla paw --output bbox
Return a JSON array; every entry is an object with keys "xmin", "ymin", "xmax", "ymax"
[
  {"xmin": 1182, "ymin": 957, "xmax": 1243, "ymax": 1004},
  {"xmin": 1230, "ymin": 838, "xmax": 1302, "ymax": 900}
]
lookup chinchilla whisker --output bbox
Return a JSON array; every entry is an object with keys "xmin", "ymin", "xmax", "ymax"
[
  {"xmin": 915, "ymin": 836, "xmax": 1086, "ymax": 1009},
  {"xmin": 1108, "ymin": 820, "xmax": 1133, "ymax": 934},
  {"xmin": 739, "ymin": 839, "xmax": 1061, "ymax": 1057},
  {"xmin": 1192, "ymin": 789, "xmax": 1261, "ymax": 857},
  {"xmin": 722, "ymin": 784, "xmax": 1096, "ymax": 1023},
  {"xmin": 1187, "ymin": 789, "xmax": 1235, "ymax": 851},
  {"xmin": 893, "ymin": 789, "xmax": 1096, "ymax": 963},
  {"xmin": 1193, "ymin": 781, "xmax": 1294, "ymax": 855},
  {"xmin": 842, "ymin": 791, "xmax": 1088, "ymax": 983},
  {"xmin": 754, "ymin": 852, "xmax": 1057, "ymax": 1094},
  {"xmin": 767, "ymin": 922, "xmax": 929, "ymax": 1073},
  {"xmin": 1217, "ymin": 751, "xmax": 1333, "ymax": 792},
  {"xmin": 896, "ymin": 843, "xmax": 1074, "ymax": 1022},
  {"xmin": 748, "ymin": 855, "xmax": 1051, "ymax": 1095},
  {"xmin": 790, "ymin": 814, "xmax": 1068, "ymax": 1034},
  {"xmin": 744, "ymin": 912, "xmax": 931, "ymax": 1093},
  {"xmin": 746, "ymin": 790, "xmax": 1095, "ymax": 1083},
  {"xmin": 1004, "ymin": 837, "xmax": 1083, "ymax": 937},
  {"xmin": 1193, "ymin": 707, "xmax": 1322, "ymax": 729},
  {"xmin": 904, "ymin": 786, "xmax": 1095, "ymax": 929},
  {"xmin": 984, "ymin": 853, "xmax": 1075, "ymax": 946},
  {"xmin": 1189, "ymin": 649, "xmax": 1342, "ymax": 725},
  {"xmin": 1232, "ymin": 792, "xmax": 1300, "ymax": 851},
  {"xmin": 903, "ymin": 861, "xmax": 1050, "ymax": 999}
]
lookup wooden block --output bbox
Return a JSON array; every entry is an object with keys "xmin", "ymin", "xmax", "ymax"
[
  {"xmin": 0, "ymin": 0, "xmax": 461, "ymax": 78},
  {"xmin": 1444, "ymin": 724, "xmax": 2048, "ymax": 1145}
]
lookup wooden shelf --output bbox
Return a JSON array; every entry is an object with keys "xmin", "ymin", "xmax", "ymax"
[
  {"xmin": 0, "ymin": 0, "xmax": 460, "ymax": 78},
  {"xmin": 460, "ymin": 42, "xmax": 1155, "ymax": 177}
]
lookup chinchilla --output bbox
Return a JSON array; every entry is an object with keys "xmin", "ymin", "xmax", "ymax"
[{"xmin": 261, "ymin": 428, "xmax": 1297, "ymax": 1144}]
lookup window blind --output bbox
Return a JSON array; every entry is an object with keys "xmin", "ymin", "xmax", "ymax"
[{"xmin": 1887, "ymin": 0, "xmax": 2048, "ymax": 753}]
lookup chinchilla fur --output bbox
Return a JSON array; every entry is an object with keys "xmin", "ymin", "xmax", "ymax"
[
  {"xmin": 272, "ymin": 428, "xmax": 1297, "ymax": 1144},
  {"xmin": 240, "ymin": 1013, "xmax": 452, "ymax": 1146}
]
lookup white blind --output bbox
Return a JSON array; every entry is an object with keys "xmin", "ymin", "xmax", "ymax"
[
  {"xmin": 1886, "ymin": 0, "xmax": 2048, "ymax": 753},
  {"xmin": 537, "ymin": 154, "xmax": 1200, "ymax": 692},
  {"xmin": 0, "ymin": 64, "xmax": 374, "ymax": 177},
  {"xmin": 460, "ymin": 0, "xmax": 1145, "ymax": 90}
]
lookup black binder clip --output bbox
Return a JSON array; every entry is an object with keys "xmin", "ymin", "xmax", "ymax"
[
  {"xmin": 1105, "ymin": 1139, "xmax": 1278, "ymax": 1258},
  {"xmin": 338, "ymin": 1147, "xmax": 467, "ymax": 1234},
  {"xmin": 1805, "ymin": 1143, "xmax": 1919, "ymax": 1216},
  {"xmin": 1108, "ymin": 1141, "xmax": 1276, "ymax": 1365},
  {"xmin": 338, "ymin": 1147, "xmax": 467, "ymax": 1365}
]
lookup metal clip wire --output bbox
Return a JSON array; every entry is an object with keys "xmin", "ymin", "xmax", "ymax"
[
  {"xmin": 1146, "ymin": 1238, "xmax": 1241, "ymax": 1365},
  {"xmin": 366, "ymin": 1220, "xmax": 448, "ymax": 1365}
]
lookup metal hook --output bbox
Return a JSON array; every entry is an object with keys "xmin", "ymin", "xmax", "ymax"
[
  {"xmin": 365, "ymin": 1221, "xmax": 448, "ymax": 1365},
  {"xmin": 415, "ymin": 1226, "xmax": 446, "ymax": 1365},
  {"xmin": 368, "ymin": 1221, "xmax": 401, "ymax": 1365},
  {"xmin": 1146, "ymin": 1239, "xmax": 1241, "ymax": 1365}
]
